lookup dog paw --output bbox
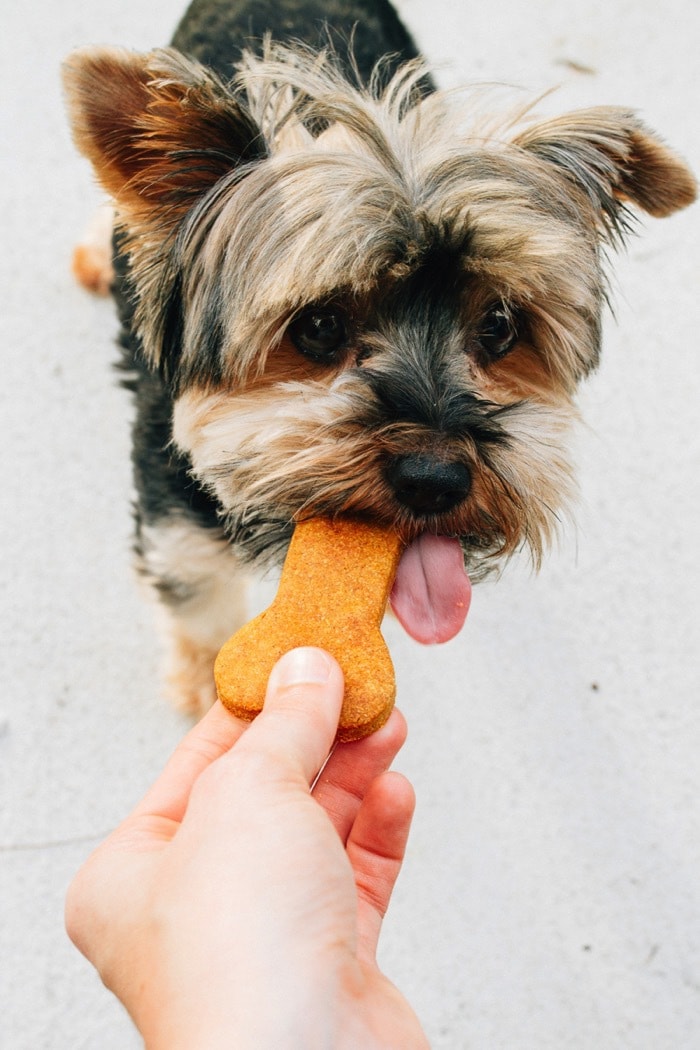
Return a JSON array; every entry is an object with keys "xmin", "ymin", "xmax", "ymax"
[
  {"xmin": 71, "ymin": 242, "xmax": 114, "ymax": 295},
  {"xmin": 164, "ymin": 636, "xmax": 219, "ymax": 719},
  {"xmin": 71, "ymin": 202, "xmax": 115, "ymax": 296}
]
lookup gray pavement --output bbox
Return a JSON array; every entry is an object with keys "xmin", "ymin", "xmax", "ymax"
[{"xmin": 2, "ymin": 1, "xmax": 699, "ymax": 1046}]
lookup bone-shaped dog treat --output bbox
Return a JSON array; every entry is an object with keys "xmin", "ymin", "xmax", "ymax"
[{"xmin": 214, "ymin": 518, "xmax": 404, "ymax": 741}]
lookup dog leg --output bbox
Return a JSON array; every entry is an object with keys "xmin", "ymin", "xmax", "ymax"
[
  {"xmin": 71, "ymin": 201, "xmax": 115, "ymax": 295},
  {"xmin": 137, "ymin": 518, "xmax": 249, "ymax": 717}
]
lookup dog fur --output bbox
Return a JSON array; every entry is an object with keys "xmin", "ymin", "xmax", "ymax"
[{"xmin": 63, "ymin": 0, "xmax": 696, "ymax": 713}]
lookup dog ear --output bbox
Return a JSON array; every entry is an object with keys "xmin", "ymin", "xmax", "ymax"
[
  {"xmin": 513, "ymin": 108, "xmax": 696, "ymax": 238},
  {"xmin": 63, "ymin": 47, "xmax": 265, "ymax": 227}
]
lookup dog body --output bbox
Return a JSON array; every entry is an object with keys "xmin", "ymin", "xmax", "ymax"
[{"xmin": 64, "ymin": 0, "xmax": 695, "ymax": 713}]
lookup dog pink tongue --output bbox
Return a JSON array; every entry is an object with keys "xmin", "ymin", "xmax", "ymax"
[{"xmin": 389, "ymin": 534, "xmax": 471, "ymax": 644}]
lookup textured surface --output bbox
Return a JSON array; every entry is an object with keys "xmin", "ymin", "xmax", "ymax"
[
  {"xmin": 215, "ymin": 518, "xmax": 402, "ymax": 739},
  {"xmin": 2, "ymin": 1, "xmax": 699, "ymax": 1047}
]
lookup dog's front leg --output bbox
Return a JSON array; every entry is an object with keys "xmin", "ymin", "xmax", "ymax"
[{"xmin": 137, "ymin": 518, "xmax": 249, "ymax": 717}]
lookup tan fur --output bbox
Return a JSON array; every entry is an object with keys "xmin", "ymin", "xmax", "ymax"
[
  {"xmin": 71, "ymin": 202, "xmax": 115, "ymax": 295},
  {"xmin": 172, "ymin": 374, "xmax": 577, "ymax": 574},
  {"xmin": 62, "ymin": 41, "xmax": 695, "ymax": 709},
  {"xmin": 63, "ymin": 45, "xmax": 696, "ymax": 387},
  {"xmin": 137, "ymin": 520, "xmax": 249, "ymax": 713}
]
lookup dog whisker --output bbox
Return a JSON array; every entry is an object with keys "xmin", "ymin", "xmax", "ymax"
[{"xmin": 63, "ymin": 0, "xmax": 695, "ymax": 712}]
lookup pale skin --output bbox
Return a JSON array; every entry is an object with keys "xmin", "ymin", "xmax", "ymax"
[{"xmin": 65, "ymin": 647, "xmax": 429, "ymax": 1049}]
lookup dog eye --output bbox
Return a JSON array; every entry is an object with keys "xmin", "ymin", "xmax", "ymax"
[
  {"xmin": 288, "ymin": 308, "xmax": 347, "ymax": 361},
  {"xmin": 478, "ymin": 304, "xmax": 519, "ymax": 360}
]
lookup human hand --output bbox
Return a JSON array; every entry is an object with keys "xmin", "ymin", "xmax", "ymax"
[{"xmin": 65, "ymin": 648, "xmax": 429, "ymax": 1049}]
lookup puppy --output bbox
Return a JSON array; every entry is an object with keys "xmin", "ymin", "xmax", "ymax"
[{"xmin": 63, "ymin": 0, "xmax": 696, "ymax": 714}]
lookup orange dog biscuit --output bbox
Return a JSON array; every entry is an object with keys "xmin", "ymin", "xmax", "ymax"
[{"xmin": 214, "ymin": 518, "xmax": 403, "ymax": 740}]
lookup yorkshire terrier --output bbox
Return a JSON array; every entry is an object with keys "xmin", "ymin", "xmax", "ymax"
[{"xmin": 64, "ymin": 0, "xmax": 696, "ymax": 715}]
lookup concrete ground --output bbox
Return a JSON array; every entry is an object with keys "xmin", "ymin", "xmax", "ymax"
[{"xmin": 2, "ymin": 1, "xmax": 699, "ymax": 1046}]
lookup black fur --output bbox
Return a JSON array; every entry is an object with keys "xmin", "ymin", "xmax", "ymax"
[
  {"xmin": 117, "ymin": 0, "xmax": 425, "ymax": 549},
  {"xmin": 114, "ymin": 231, "xmax": 221, "ymax": 548},
  {"xmin": 63, "ymin": 0, "xmax": 695, "ymax": 711},
  {"xmin": 171, "ymin": 0, "xmax": 423, "ymax": 84}
]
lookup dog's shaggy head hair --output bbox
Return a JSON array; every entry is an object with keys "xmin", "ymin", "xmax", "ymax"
[{"xmin": 64, "ymin": 44, "xmax": 696, "ymax": 583}]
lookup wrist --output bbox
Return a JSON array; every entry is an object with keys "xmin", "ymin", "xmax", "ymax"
[{"xmin": 135, "ymin": 952, "xmax": 341, "ymax": 1050}]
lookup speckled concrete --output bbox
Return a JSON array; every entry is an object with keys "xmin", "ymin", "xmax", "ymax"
[{"xmin": 2, "ymin": 1, "xmax": 699, "ymax": 1046}]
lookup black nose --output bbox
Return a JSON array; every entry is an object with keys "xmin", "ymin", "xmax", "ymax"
[{"xmin": 385, "ymin": 455, "xmax": 471, "ymax": 515}]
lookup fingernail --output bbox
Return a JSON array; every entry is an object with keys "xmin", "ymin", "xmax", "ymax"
[{"xmin": 272, "ymin": 647, "xmax": 334, "ymax": 688}]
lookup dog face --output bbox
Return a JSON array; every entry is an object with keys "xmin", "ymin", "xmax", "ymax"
[{"xmin": 64, "ymin": 45, "xmax": 695, "ymax": 639}]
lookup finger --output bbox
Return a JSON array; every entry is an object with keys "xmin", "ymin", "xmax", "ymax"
[
  {"xmin": 312, "ymin": 708, "xmax": 408, "ymax": 843},
  {"xmin": 232, "ymin": 647, "xmax": 345, "ymax": 787},
  {"xmin": 346, "ymin": 770, "xmax": 416, "ymax": 963},
  {"xmin": 131, "ymin": 700, "xmax": 249, "ymax": 824}
]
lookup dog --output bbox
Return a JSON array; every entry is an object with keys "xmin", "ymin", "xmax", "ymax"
[{"xmin": 63, "ymin": 0, "xmax": 696, "ymax": 715}]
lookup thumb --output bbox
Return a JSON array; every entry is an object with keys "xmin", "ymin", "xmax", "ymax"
[{"xmin": 236, "ymin": 647, "xmax": 345, "ymax": 786}]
